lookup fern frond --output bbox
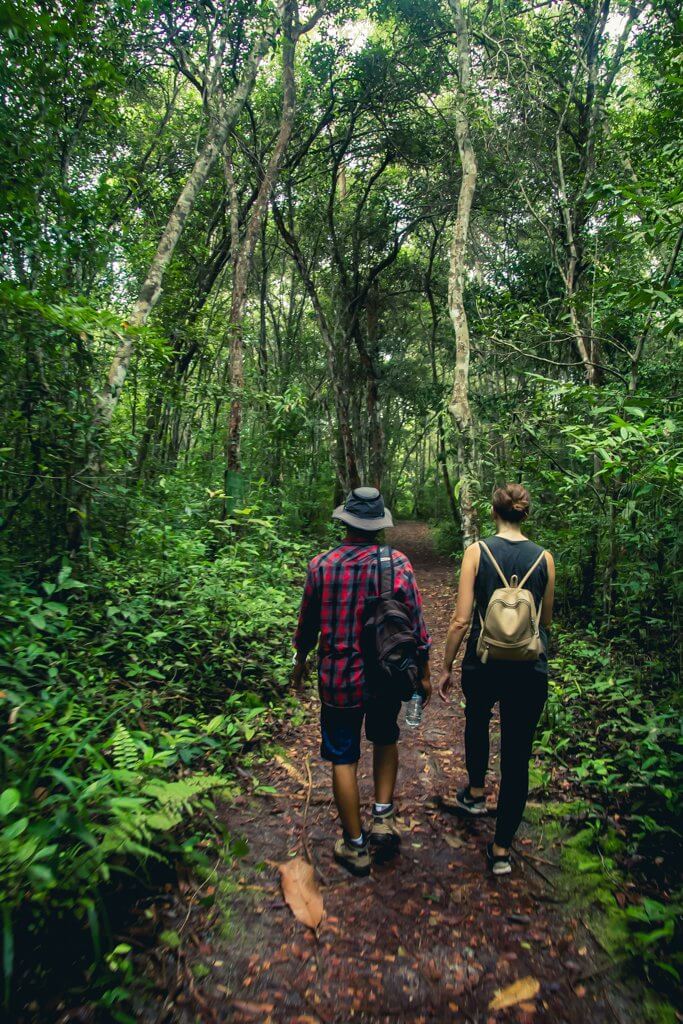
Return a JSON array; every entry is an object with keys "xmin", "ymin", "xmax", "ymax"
[
  {"xmin": 142, "ymin": 774, "xmax": 228, "ymax": 813},
  {"xmin": 111, "ymin": 723, "xmax": 139, "ymax": 771}
]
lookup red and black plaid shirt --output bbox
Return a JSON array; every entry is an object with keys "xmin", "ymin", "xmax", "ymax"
[{"xmin": 294, "ymin": 541, "xmax": 431, "ymax": 708}]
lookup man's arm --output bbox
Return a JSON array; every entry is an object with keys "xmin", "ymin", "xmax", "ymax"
[
  {"xmin": 292, "ymin": 562, "xmax": 321, "ymax": 686},
  {"xmin": 397, "ymin": 559, "xmax": 433, "ymax": 704}
]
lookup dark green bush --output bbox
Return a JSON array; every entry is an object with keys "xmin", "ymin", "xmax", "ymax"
[{"xmin": 0, "ymin": 496, "xmax": 311, "ymax": 1007}]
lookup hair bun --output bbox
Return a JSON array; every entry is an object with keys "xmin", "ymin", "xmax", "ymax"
[{"xmin": 492, "ymin": 483, "xmax": 531, "ymax": 523}]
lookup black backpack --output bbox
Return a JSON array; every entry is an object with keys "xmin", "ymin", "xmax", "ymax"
[{"xmin": 361, "ymin": 546, "xmax": 419, "ymax": 702}]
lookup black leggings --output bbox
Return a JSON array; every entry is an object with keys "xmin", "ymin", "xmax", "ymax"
[{"xmin": 461, "ymin": 668, "xmax": 548, "ymax": 848}]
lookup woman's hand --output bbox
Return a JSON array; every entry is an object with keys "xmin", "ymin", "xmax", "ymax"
[{"xmin": 438, "ymin": 668, "xmax": 452, "ymax": 702}]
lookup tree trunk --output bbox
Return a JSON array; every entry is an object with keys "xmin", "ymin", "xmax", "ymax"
[
  {"xmin": 62, "ymin": 38, "xmax": 269, "ymax": 551},
  {"xmin": 364, "ymin": 282, "xmax": 383, "ymax": 488},
  {"xmin": 425, "ymin": 220, "xmax": 459, "ymax": 525},
  {"xmin": 271, "ymin": 202, "xmax": 361, "ymax": 491},
  {"xmin": 92, "ymin": 35, "xmax": 269, "ymax": 441},
  {"xmin": 91, "ymin": 39, "xmax": 272, "ymax": 438},
  {"xmin": 446, "ymin": 0, "xmax": 479, "ymax": 549},
  {"xmin": 225, "ymin": 1, "xmax": 299, "ymax": 485}
]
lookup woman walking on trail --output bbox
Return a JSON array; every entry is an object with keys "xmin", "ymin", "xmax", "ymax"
[{"xmin": 437, "ymin": 483, "xmax": 555, "ymax": 875}]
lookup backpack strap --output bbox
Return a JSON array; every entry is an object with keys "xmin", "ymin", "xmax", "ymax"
[
  {"xmin": 518, "ymin": 549, "xmax": 547, "ymax": 589},
  {"xmin": 377, "ymin": 545, "xmax": 394, "ymax": 599},
  {"xmin": 478, "ymin": 541, "xmax": 510, "ymax": 588}
]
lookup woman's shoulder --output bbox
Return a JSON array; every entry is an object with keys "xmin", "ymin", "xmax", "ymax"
[{"xmin": 486, "ymin": 534, "xmax": 550, "ymax": 558}]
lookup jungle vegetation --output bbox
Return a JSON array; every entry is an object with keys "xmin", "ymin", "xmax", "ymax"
[{"xmin": 0, "ymin": 0, "xmax": 680, "ymax": 1016}]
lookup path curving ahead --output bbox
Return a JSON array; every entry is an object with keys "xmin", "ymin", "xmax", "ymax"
[{"xmin": 145, "ymin": 523, "xmax": 632, "ymax": 1024}]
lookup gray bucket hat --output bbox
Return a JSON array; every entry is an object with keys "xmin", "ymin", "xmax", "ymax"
[{"xmin": 332, "ymin": 487, "xmax": 394, "ymax": 531}]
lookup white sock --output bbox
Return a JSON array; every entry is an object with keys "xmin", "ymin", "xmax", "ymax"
[
  {"xmin": 349, "ymin": 833, "xmax": 363, "ymax": 845},
  {"xmin": 374, "ymin": 802, "xmax": 392, "ymax": 814}
]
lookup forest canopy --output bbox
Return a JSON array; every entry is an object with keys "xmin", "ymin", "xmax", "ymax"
[{"xmin": 0, "ymin": 0, "xmax": 680, "ymax": 1016}]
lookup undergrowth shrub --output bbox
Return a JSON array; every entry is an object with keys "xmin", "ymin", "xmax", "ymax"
[
  {"xmin": 0, "ymin": 497, "xmax": 312, "ymax": 1009},
  {"xmin": 538, "ymin": 627, "xmax": 681, "ymax": 842}
]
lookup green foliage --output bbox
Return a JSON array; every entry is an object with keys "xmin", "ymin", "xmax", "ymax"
[
  {"xmin": 555, "ymin": 823, "xmax": 681, "ymax": 1001},
  {"xmin": 0, "ymin": 0, "xmax": 680, "ymax": 1014},
  {"xmin": 537, "ymin": 628, "xmax": 681, "ymax": 840},
  {"xmin": 0, "ymin": 497, "xmax": 311, "ymax": 1007}
]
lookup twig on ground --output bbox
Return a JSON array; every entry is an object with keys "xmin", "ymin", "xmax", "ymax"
[
  {"xmin": 184, "ymin": 962, "xmax": 218, "ymax": 1023},
  {"xmin": 301, "ymin": 754, "xmax": 313, "ymax": 863},
  {"xmin": 178, "ymin": 857, "xmax": 221, "ymax": 937},
  {"xmin": 299, "ymin": 754, "xmax": 330, "ymax": 888},
  {"xmin": 515, "ymin": 846, "xmax": 556, "ymax": 887},
  {"xmin": 520, "ymin": 850, "xmax": 557, "ymax": 868},
  {"xmin": 603, "ymin": 985, "xmax": 628, "ymax": 1024},
  {"xmin": 528, "ymin": 890, "xmax": 567, "ymax": 904},
  {"xmin": 574, "ymin": 952, "xmax": 633, "ymax": 983}
]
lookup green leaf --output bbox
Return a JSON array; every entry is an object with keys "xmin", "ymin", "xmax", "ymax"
[
  {"xmin": 0, "ymin": 790, "xmax": 20, "ymax": 817},
  {"xmin": 2, "ymin": 818, "xmax": 29, "ymax": 841}
]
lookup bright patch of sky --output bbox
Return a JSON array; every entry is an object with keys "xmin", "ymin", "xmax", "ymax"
[
  {"xmin": 606, "ymin": 11, "xmax": 629, "ymax": 40},
  {"xmin": 338, "ymin": 18, "xmax": 373, "ymax": 53}
]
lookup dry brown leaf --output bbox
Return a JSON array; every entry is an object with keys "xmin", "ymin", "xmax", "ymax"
[
  {"xmin": 488, "ymin": 976, "xmax": 540, "ymax": 1011},
  {"xmin": 273, "ymin": 754, "xmax": 307, "ymax": 787},
  {"xmin": 445, "ymin": 834, "xmax": 464, "ymax": 849},
  {"xmin": 231, "ymin": 1001, "xmax": 275, "ymax": 1017},
  {"xmin": 278, "ymin": 856, "xmax": 323, "ymax": 929}
]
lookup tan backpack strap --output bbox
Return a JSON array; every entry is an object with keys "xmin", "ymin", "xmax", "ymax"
[
  {"xmin": 479, "ymin": 541, "xmax": 510, "ymax": 588},
  {"xmin": 518, "ymin": 549, "xmax": 547, "ymax": 590}
]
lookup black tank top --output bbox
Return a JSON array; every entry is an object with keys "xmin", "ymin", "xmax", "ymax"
[{"xmin": 463, "ymin": 535, "xmax": 549, "ymax": 675}]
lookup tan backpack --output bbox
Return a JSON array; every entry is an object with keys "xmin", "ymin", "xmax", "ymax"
[{"xmin": 475, "ymin": 541, "xmax": 547, "ymax": 665}]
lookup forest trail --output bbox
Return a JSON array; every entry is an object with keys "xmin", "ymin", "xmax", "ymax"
[{"xmin": 141, "ymin": 523, "xmax": 634, "ymax": 1024}]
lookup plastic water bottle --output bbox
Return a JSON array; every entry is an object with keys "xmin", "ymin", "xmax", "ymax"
[{"xmin": 405, "ymin": 692, "xmax": 423, "ymax": 729}]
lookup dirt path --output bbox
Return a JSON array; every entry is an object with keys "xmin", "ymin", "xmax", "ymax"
[{"xmin": 140, "ymin": 523, "xmax": 626, "ymax": 1023}]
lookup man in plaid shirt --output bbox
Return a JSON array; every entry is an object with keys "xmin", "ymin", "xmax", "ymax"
[{"xmin": 292, "ymin": 487, "xmax": 431, "ymax": 876}]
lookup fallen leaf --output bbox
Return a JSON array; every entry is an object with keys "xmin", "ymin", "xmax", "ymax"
[
  {"xmin": 232, "ymin": 1001, "xmax": 275, "ymax": 1017},
  {"xmin": 488, "ymin": 976, "xmax": 540, "ymax": 1011},
  {"xmin": 445, "ymin": 834, "xmax": 464, "ymax": 849},
  {"xmin": 273, "ymin": 754, "xmax": 307, "ymax": 788},
  {"xmin": 278, "ymin": 856, "xmax": 323, "ymax": 929}
]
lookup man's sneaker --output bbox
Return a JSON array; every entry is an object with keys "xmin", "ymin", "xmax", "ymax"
[
  {"xmin": 369, "ymin": 805, "xmax": 401, "ymax": 862},
  {"xmin": 486, "ymin": 841, "xmax": 512, "ymax": 875},
  {"xmin": 333, "ymin": 832, "xmax": 371, "ymax": 877},
  {"xmin": 455, "ymin": 786, "xmax": 488, "ymax": 816}
]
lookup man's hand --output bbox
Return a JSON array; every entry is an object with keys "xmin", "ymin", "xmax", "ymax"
[
  {"xmin": 438, "ymin": 668, "xmax": 453, "ymax": 702},
  {"xmin": 420, "ymin": 673, "xmax": 432, "ymax": 708},
  {"xmin": 290, "ymin": 656, "xmax": 309, "ymax": 691}
]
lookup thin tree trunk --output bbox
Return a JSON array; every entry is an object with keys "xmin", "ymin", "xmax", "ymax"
[
  {"xmin": 271, "ymin": 202, "xmax": 361, "ymax": 490},
  {"xmin": 225, "ymin": 1, "xmax": 299, "ymax": 482},
  {"xmin": 425, "ymin": 221, "xmax": 459, "ymax": 525},
  {"xmin": 446, "ymin": 0, "xmax": 479, "ymax": 549},
  {"xmin": 364, "ymin": 282, "xmax": 383, "ymax": 488},
  {"xmin": 91, "ymin": 34, "xmax": 269, "ymax": 441},
  {"xmin": 629, "ymin": 225, "xmax": 683, "ymax": 393}
]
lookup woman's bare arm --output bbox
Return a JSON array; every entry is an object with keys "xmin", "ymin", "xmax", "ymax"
[
  {"xmin": 541, "ymin": 550, "xmax": 555, "ymax": 627},
  {"xmin": 438, "ymin": 543, "xmax": 479, "ymax": 700}
]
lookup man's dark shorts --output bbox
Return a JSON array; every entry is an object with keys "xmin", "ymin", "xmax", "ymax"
[{"xmin": 320, "ymin": 699, "xmax": 402, "ymax": 765}]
